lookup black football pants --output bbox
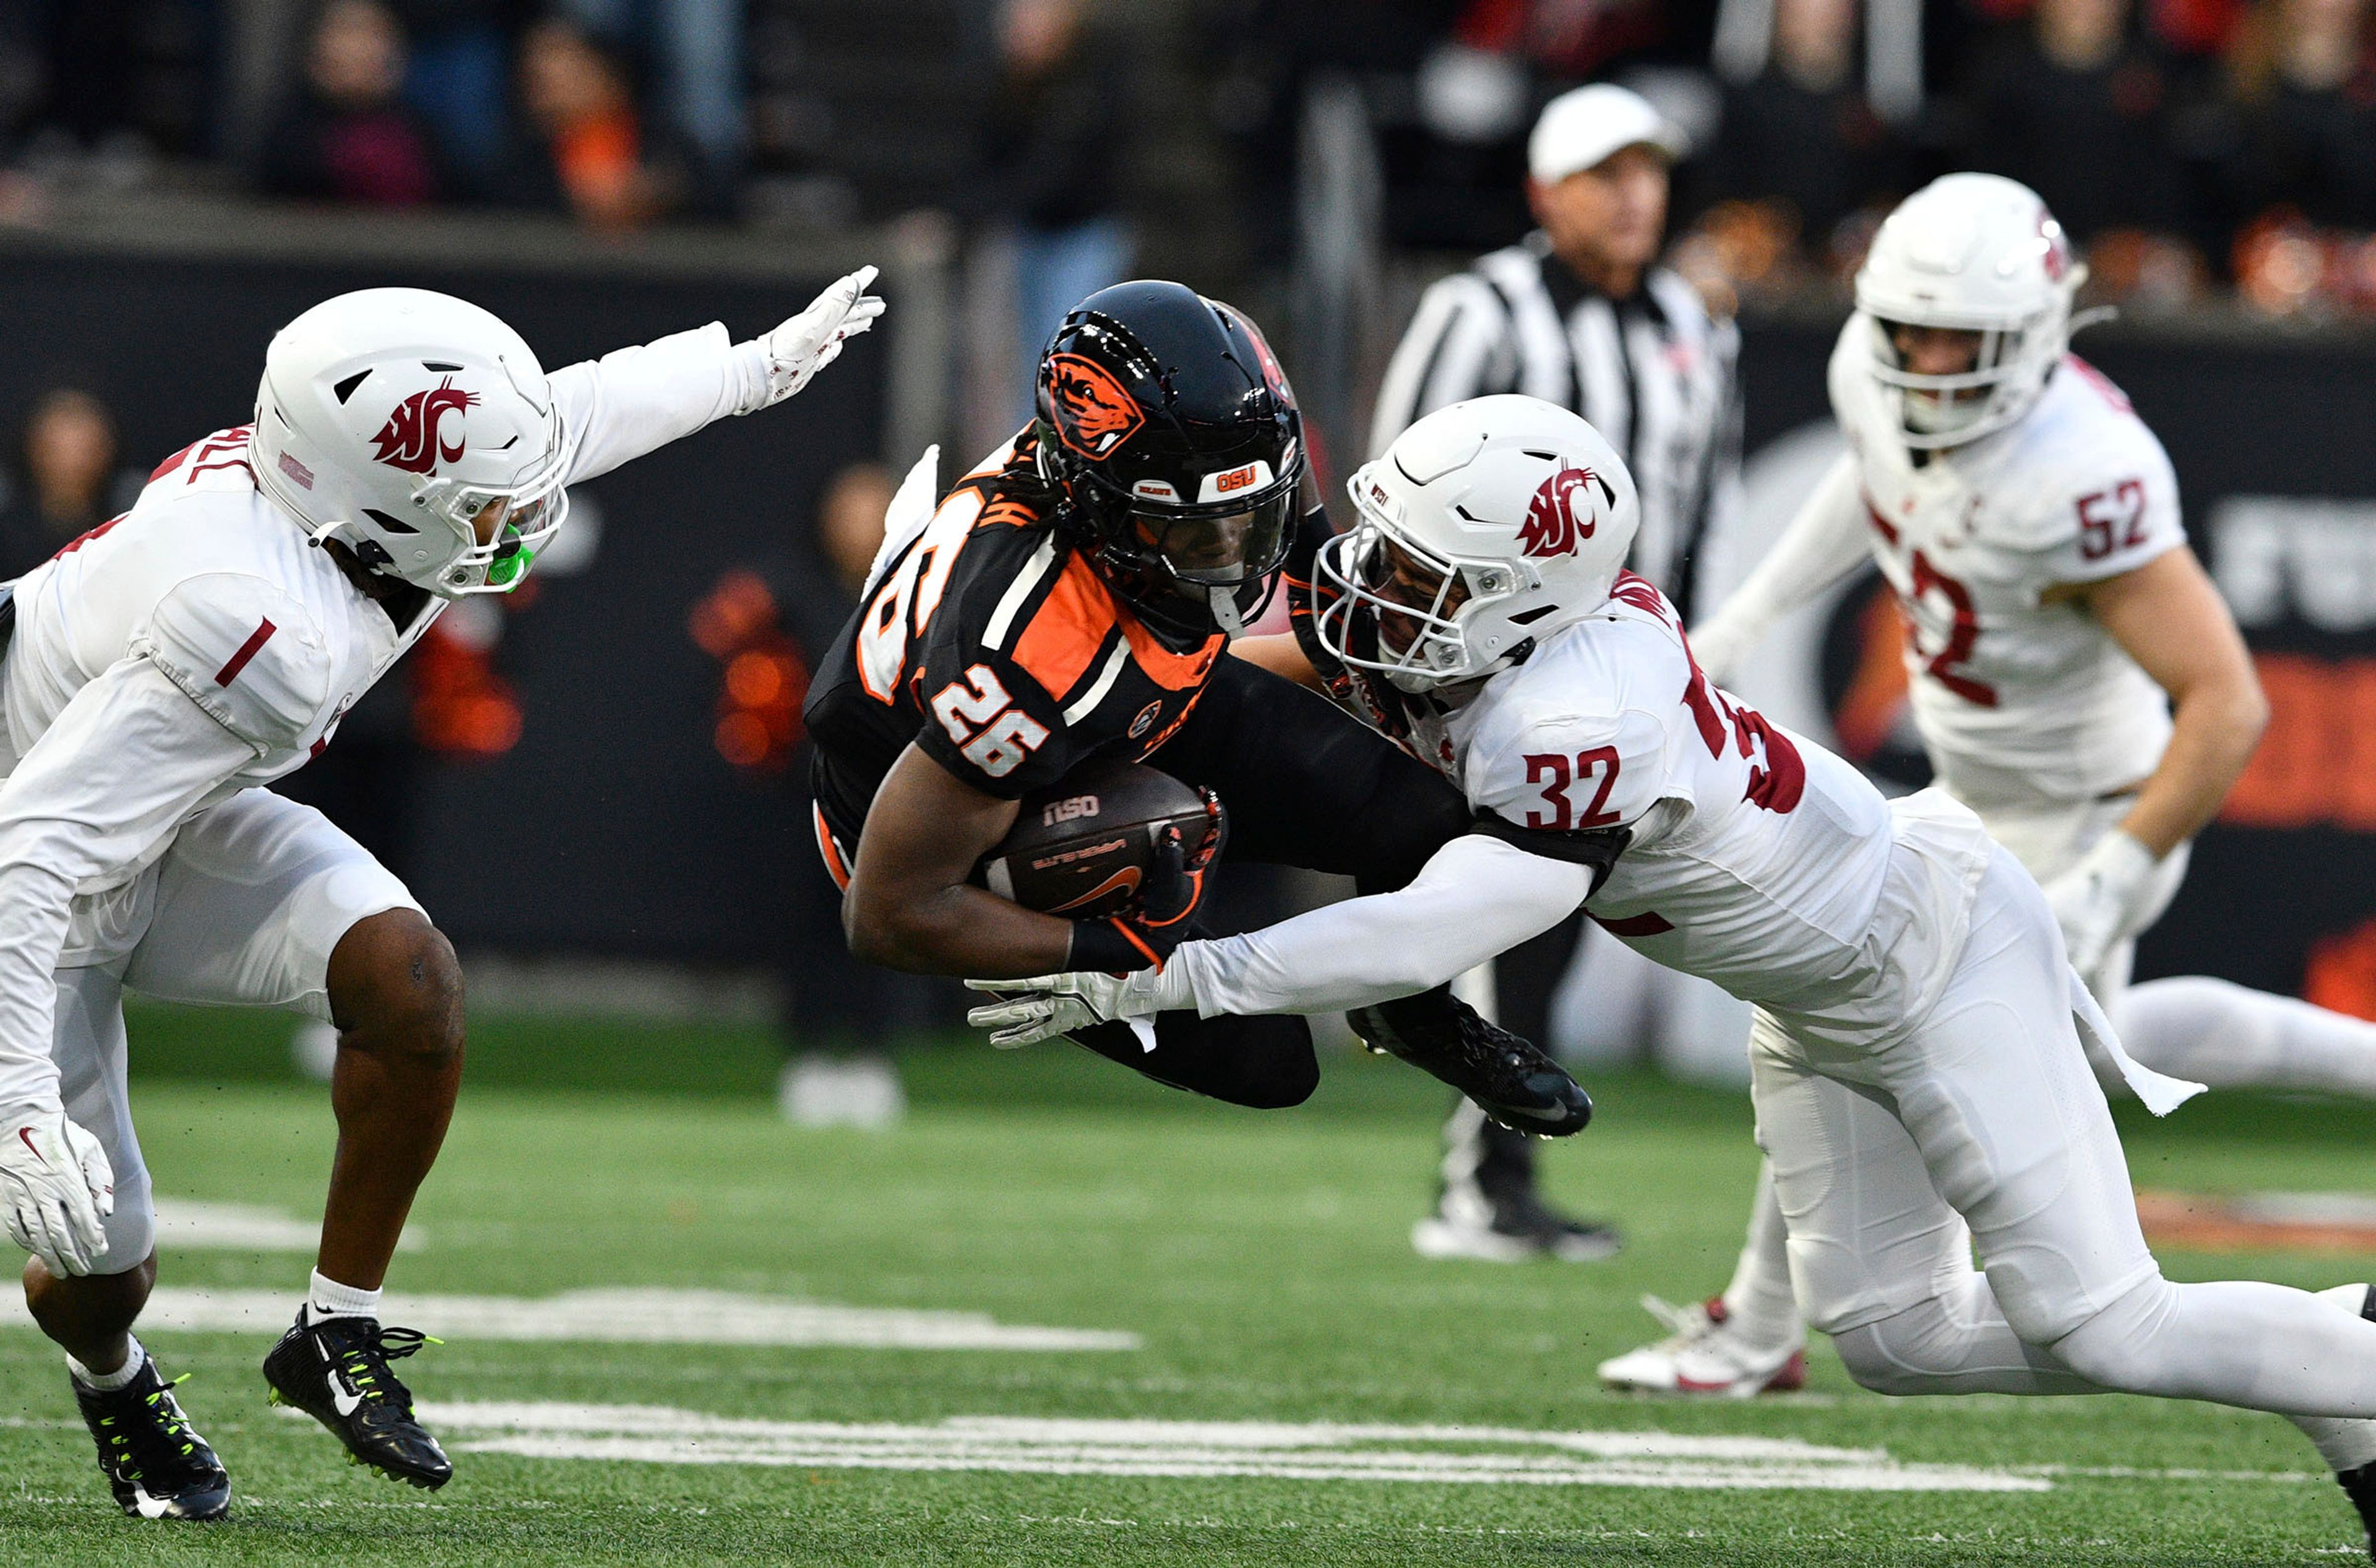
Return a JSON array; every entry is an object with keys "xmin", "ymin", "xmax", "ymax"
[{"xmin": 1059, "ymin": 655, "xmax": 1473, "ymax": 1108}]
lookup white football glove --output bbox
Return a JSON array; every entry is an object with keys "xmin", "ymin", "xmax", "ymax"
[
  {"xmin": 2041, "ymin": 829, "xmax": 2160, "ymax": 980},
  {"xmin": 741, "ymin": 265, "xmax": 887, "ymax": 412},
  {"xmin": 965, "ymin": 970, "xmax": 1174, "ymax": 1050},
  {"xmin": 0, "ymin": 1108, "xmax": 114, "ymax": 1278}
]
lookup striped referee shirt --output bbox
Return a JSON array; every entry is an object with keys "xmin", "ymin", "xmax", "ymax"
[{"xmin": 1371, "ymin": 232, "xmax": 1742, "ymax": 619}]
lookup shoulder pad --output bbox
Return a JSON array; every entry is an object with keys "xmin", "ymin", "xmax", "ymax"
[
  {"xmin": 1467, "ymin": 704, "xmax": 1673, "ymax": 835},
  {"xmin": 136, "ymin": 573, "xmax": 333, "ymax": 751},
  {"xmin": 1989, "ymin": 400, "xmax": 2182, "ymax": 557}
]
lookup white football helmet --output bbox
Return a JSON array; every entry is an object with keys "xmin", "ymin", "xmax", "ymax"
[
  {"xmin": 251, "ymin": 288, "xmax": 574, "ymax": 597},
  {"xmin": 1317, "ymin": 394, "xmax": 1639, "ymax": 692},
  {"xmin": 1855, "ymin": 172, "xmax": 2088, "ymax": 450}
]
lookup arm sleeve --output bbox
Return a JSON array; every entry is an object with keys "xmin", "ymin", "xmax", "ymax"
[
  {"xmin": 550, "ymin": 322, "xmax": 760, "ymax": 486},
  {"xmin": 1368, "ymin": 274, "xmax": 1517, "ymax": 457},
  {"xmin": 1164, "ymin": 833, "xmax": 1591, "ymax": 1016},
  {"xmin": 1687, "ymin": 451, "xmax": 1869, "ymax": 683},
  {"xmin": 0, "ymin": 659, "xmax": 267, "ymax": 1115}
]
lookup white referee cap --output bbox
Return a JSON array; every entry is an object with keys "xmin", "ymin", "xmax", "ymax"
[{"xmin": 1528, "ymin": 84, "xmax": 1688, "ymax": 185}]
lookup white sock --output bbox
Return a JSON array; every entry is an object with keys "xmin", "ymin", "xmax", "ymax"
[
  {"xmin": 2114, "ymin": 977, "xmax": 2376, "ymax": 1099},
  {"xmin": 308, "ymin": 1269, "xmax": 382, "ymax": 1323},
  {"xmin": 68, "ymin": 1334, "xmax": 145, "ymax": 1390},
  {"xmin": 1720, "ymin": 1161, "xmax": 1806, "ymax": 1350}
]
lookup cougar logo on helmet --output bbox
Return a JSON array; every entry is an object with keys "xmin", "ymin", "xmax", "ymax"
[
  {"xmin": 1046, "ymin": 354, "xmax": 1144, "ymax": 459},
  {"xmin": 1517, "ymin": 467, "xmax": 1611, "ymax": 559},
  {"xmin": 371, "ymin": 377, "xmax": 479, "ymax": 475}
]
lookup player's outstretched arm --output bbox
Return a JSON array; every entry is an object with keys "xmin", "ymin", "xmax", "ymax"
[
  {"xmin": 1689, "ymin": 450, "xmax": 1869, "ymax": 684},
  {"xmin": 843, "ymin": 743, "xmax": 1082, "ymax": 978},
  {"xmin": 966, "ymin": 832, "xmax": 1590, "ymax": 1047},
  {"xmin": 551, "ymin": 267, "xmax": 886, "ymax": 486}
]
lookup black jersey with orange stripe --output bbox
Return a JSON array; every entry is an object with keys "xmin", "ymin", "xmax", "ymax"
[{"xmin": 805, "ymin": 427, "xmax": 1231, "ymax": 843}]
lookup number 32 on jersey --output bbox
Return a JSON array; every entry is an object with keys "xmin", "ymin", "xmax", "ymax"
[{"xmin": 1522, "ymin": 660, "xmax": 1806, "ymax": 829}]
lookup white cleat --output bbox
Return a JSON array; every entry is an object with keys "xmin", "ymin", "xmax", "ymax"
[{"xmin": 1597, "ymin": 1294, "xmax": 1807, "ymax": 1398}]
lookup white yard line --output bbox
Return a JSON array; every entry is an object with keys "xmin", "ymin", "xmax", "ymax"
[
  {"xmin": 0, "ymin": 1286, "xmax": 1138, "ymax": 1352},
  {"xmin": 148, "ymin": 1197, "xmax": 422, "ymax": 1254},
  {"xmin": 377, "ymin": 1403, "xmax": 2049, "ymax": 1493}
]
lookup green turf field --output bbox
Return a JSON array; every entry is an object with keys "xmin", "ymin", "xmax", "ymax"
[{"xmin": 4, "ymin": 1006, "xmax": 2375, "ymax": 1566}]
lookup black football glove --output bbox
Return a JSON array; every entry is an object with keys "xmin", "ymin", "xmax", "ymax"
[{"xmin": 1069, "ymin": 790, "xmax": 1225, "ymax": 973}]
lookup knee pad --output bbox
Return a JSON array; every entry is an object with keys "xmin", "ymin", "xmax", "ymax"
[
  {"xmin": 1828, "ymin": 1288, "xmax": 2098, "ymax": 1398},
  {"xmin": 1828, "ymin": 1298, "xmax": 1986, "ymax": 1397},
  {"xmin": 1828, "ymin": 1318, "xmax": 1938, "ymax": 1398}
]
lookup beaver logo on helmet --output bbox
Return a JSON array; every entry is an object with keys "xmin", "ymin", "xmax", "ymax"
[
  {"xmin": 1517, "ymin": 467, "xmax": 1614, "ymax": 559},
  {"xmin": 371, "ymin": 377, "xmax": 479, "ymax": 475},
  {"xmin": 1046, "ymin": 354, "xmax": 1145, "ymax": 459}
]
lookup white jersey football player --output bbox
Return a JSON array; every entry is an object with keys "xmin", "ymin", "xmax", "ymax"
[
  {"xmin": 1596, "ymin": 171, "xmax": 2376, "ymax": 1408},
  {"xmin": 0, "ymin": 271, "xmax": 883, "ymax": 1517},
  {"xmin": 971, "ymin": 392, "xmax": 2376, "ymax": 1553}
]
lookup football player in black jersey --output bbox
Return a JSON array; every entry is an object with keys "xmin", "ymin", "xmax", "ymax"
[{"xmin": 803, "ymin": 281, "xmax": 1588, "ymax": 1127}]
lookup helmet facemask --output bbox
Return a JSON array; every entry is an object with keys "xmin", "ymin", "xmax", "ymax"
[
  {"xmin": 1053, "ymin": 439, "xmax": 1300, "ymax": 632},
  {"xmin": 1866, "ymin": 304, "xmax": 2069, "ymax": 450},
  {"xmin": 1315, "ymin": 514, "xmax": 1531, "ymax": 694},
  {"xmin": 413, "ymin": 442, "xmax": 573, "ymax": 595}
]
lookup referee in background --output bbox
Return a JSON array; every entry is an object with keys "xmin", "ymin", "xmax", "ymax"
[{"xmin": 1372, "ymin": 83, "xmax": 1745, "ymax": 1264}]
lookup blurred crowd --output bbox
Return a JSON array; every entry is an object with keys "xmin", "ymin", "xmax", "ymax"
[
  {"xmin": 2, "ymin": 0, "xmax": 2372, "ymax": 312},
  {"xmin": 1210, "ymin": 0, "xmax": 2376, "ymax": 316}
]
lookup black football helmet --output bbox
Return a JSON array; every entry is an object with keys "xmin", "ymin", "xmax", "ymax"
[{"xmin": 1034, "ymin": 281, "xmax": 1305, "ymax": 631}]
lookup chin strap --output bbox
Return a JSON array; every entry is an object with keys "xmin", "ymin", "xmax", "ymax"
[
  {"xmin": 303, "ymin": 517, "xmax": 346, "ymax": 551},
  {"xmin": 1208, "ymin": 585, "xmax": 1247, "ymax": 637}
]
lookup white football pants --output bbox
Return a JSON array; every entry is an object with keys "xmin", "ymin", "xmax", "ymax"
[
  {"xmin": 1717, "ymin": 794, "xmax": 2376, "ymax": 1366},
  {"xmin": 49, "ymin": 788, "xmax": 421, "ymax": 1272},
  {"xmin": 1750, "ymin": 850, "xmax": 2376, "ymax": 1439}
]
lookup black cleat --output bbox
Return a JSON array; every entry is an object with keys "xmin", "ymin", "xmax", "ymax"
[
  {"xmin": 73, "ymin": 1353, "xmax": 231, "ymax": 1520},
  {"xmin": 2341, "ymin": 1462, "xmax": 2376, "ymax": 1564},
  {"xmin": 262, "ymin": 1310, "xmax": 452, "ymax": 1489},
  {"xmin": 1348, "ymin": 993, "xmax": 1591, "ymax": 1136}
]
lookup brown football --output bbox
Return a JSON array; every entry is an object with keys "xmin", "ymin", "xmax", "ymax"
[{"xmin": 975, "ymin": 760, "xmax": 1222, "ymax": 918}]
